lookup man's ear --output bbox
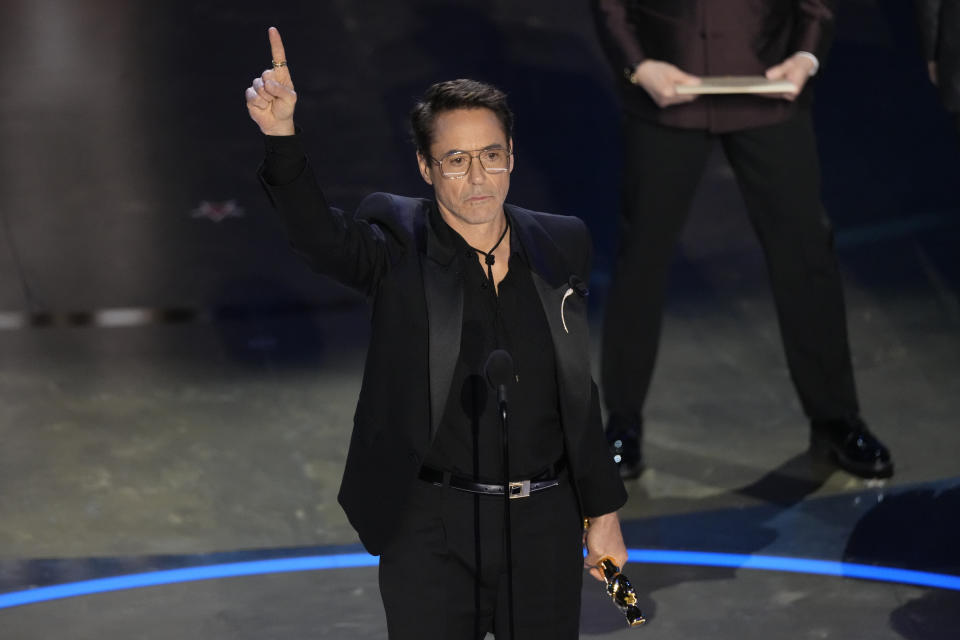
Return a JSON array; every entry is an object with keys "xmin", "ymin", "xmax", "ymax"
[
  {"xmin": 508, "ymin": 138, "xmax": 515, "ymax": 174},
  {"xmin": 417, "ymin": 152, "xmax": 433, "ymax": 185}
]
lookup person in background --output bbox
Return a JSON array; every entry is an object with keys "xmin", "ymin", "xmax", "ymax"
[{"xmin": 590, "ymin": 0, "xmax": 894, "ymax": 480}]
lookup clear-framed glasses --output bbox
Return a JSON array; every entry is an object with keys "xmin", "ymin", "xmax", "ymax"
[{"xmin": 430, "ymin": 146, "xmax": 512, "ymax": 179}]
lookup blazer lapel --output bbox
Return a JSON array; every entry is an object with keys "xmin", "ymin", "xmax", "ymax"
[
  {"xmin": 422, "ymin": 212, "xmax": 463, "ymax": 442},
  {"xmin": 509, "ymin": 207, "xmax": 592, "ymax": 436},
  {"xmin": 530, "ymin": 271, "xmax": 591, "ymax": 436}
]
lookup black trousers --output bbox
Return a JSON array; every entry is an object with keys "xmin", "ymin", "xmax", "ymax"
[
  {"xmin": 601, "ymin": 113, "xmax": 859, "ymax": 421},
  {"xmin": 378, "ymin": 475, "xmax": 583, "ymax": 639}
]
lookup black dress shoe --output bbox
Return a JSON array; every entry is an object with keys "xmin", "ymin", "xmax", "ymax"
[
  {"xmin": 810, "ymin": 416, "xmax": 894, "ymax": 479},
  {"xmin": 606, "ymin": 414, "xmax": 644, "ymax": 479}
]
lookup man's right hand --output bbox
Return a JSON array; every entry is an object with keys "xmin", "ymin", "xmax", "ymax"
[
  {"xmin": 630, "ymin": 60, "xmax": 701, "ymax": 108},
  {"xmin": 246, "ymin": 27, "xmax": 297, "ymax": 136}
]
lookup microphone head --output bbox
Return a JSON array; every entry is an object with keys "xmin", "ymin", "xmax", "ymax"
[
  {"xmin": 484, "ymin": 349, "xmax": 514, "ymax": 390},
  {"xmin": 568, "ymin": 275, "xmax": 589, "ymax": 297}
]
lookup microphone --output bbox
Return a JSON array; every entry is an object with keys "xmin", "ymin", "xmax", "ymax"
[
  {"xmin": 568, "ymin": 275, "xmax": 589, "ymax": 297},
  {"xmin": 484, "ymin": 349, "xmax": 514, "ymax": 407}
]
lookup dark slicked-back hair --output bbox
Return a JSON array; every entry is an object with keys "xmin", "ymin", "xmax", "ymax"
[{"xmin": 410, "ymin": 79, "xmax": 514, "ymax": 158}]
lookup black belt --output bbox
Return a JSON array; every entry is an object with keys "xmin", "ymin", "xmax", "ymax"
[{"xmin": 418, "ymin": 459, "xmax": 565, "ymax": 499}]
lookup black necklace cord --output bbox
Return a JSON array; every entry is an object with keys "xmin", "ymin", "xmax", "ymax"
[{"xmin": 471, "ymin": 217, "xmax": 510, "ymax": 283}]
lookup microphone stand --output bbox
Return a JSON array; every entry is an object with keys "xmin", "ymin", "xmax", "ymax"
[
  {"xmin": 497, "ymin": 381, "xmax": 515, "ymax": 640},
  {"xmin": 484, "ymin": 349, "xmax": 515, "ymax": 640}
]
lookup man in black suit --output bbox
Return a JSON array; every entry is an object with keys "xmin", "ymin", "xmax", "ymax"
[
  {"xmin": 245, "ymin": 27, "xmax": 628, "ymax": 639},
  {"xmin": 590, "ymin": 0, "xmax": 894, "ymax": 479}
]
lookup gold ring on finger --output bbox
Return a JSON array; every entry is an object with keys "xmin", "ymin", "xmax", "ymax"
[{"xmin": 272, "ymin": 60, "xmax": 287, "ymax": 69}]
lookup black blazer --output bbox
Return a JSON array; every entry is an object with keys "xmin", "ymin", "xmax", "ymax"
[
  {"xmin": 591, "ymin": 0, "xmax": 835, "ymax": 132},
  {"xmin": 260, "ymin": 161, "xmax": 627, "ymax": 555}
]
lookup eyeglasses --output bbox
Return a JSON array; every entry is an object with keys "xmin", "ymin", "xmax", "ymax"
[{"xmin": 429, "ymin": 146, "xmax": 512, "ymax": 179}]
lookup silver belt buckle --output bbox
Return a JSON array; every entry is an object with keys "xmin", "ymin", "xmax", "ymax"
[{"xmin": 508, "ymin": 480, "xmax": 531, "ymax": 499}]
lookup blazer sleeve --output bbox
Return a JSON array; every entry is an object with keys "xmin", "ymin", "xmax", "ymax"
[
  {"xmin": 571, "ymin": 217, "xmax": 629, "ymax": 517},
  {"xmin": 257, "ymin": 137, "xmax": 403, "ymax": 297},
  {"xmin": 792, "ymin": 0, "xmax": 836, "ymax": 64},
  {"xmin": 590, "ymin": 0, "xmax": 647, "ymax": 78},
  {"xmin": 916, "ymin": 0, "xmax": 943, "ymax": 61},
  {"xmin": 578, "ymin": 380, "xmax": 629, "ymax": 517}
]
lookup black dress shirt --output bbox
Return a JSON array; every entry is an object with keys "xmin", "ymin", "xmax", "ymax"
[{"xmin": 422, "ymin": 205, "xmax": 565, "ymax": 482}]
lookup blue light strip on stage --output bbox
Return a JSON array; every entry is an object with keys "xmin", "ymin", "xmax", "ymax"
[
  {"xmin": 1, "ymin": 549, "xmax": 957, "ymax": 610},
  {"xmin": 627, "ymin": 550, "xmax": 960, "ymax": 591},
  {"xmin": 0, "ymin": 553, "xmax": 377, "ymax": 610}
]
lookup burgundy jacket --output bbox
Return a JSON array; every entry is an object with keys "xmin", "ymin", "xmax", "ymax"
[{"xmin": 591, "ymin": 0, "xmax": 835, "ymax": 132}]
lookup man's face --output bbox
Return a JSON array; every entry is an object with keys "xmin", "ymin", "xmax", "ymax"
[{"xmin": 417, "ymin": 107, "xmax": 513, "ymax": 229}]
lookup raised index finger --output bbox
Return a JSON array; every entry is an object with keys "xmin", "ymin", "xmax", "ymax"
[{"xmin": 268, "ymin": 26, "xmax": 287, "ymax": 64}]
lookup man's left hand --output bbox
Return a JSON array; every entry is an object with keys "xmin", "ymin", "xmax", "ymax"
[
  {"xmin": 764, "ymin": 53, "xmax": 816, "ymax": 101},
  {"xmin": 583, "ymin": 511, "xmax": 628, "ymax": 582}
]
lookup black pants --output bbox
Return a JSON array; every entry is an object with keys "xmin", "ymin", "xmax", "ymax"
[
  {"xmin": 378, "ymin": 475, "xmax": 583, "ymax": 639},
  {"xmin": 601, "ymin": 113, "xmax": 859, "ymax": 421}
]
